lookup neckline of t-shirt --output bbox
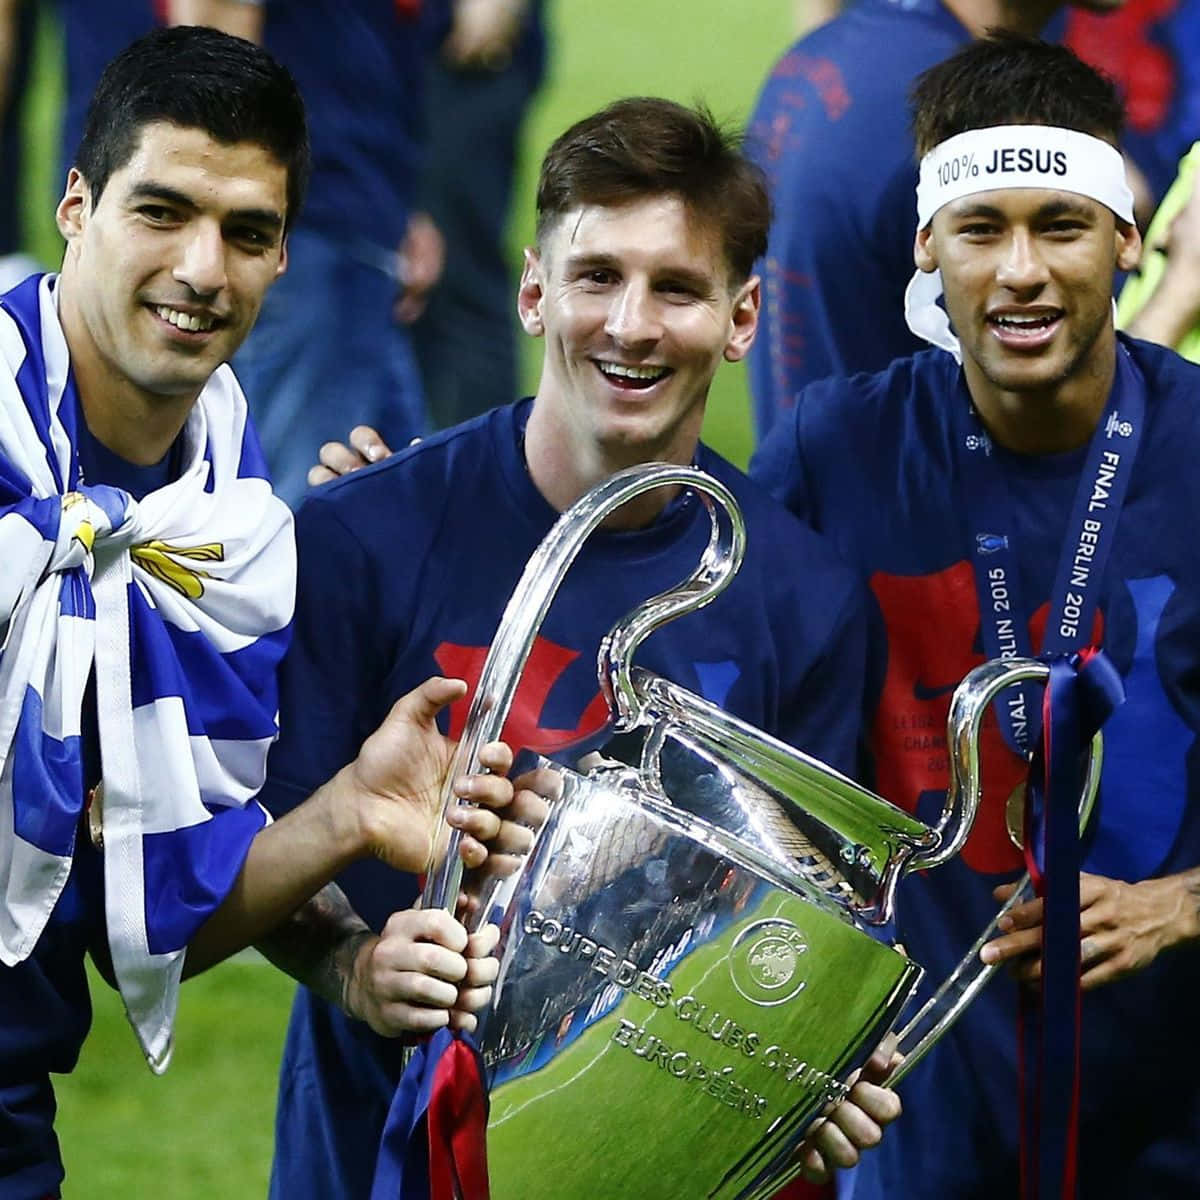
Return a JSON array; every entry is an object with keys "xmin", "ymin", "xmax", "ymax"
[
  {"xmin": 492, "ymin": 398, "xmax": 711, "ymax": 563},
  {"xmin": 988, "ymin": 437, "xmax": 1090, "ymax": 483},
  {"xmin": 72, "ymin": 389, "xmax": 185, "ymax": 498}
]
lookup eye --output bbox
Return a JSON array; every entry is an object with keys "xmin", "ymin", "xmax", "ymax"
[
  {"xmin": 136, "ymin": 204, "xmax": 177, "ymax": 224},
  {"xmin": 572, "ymin": 267, "xmax": 617, "ymax": 290},
  {"xmin": 958, "ymin": 222, "xmax": 999, "ymax": 238},
  {"xmin": 229, "ymin": 225, "xmax": 276, "ymax": 251},
  {"xmin": 659, "ymin": 279, "xmax": 698, "ymax": 298},
  {"xmin": 1043, "ymin": 219, "xmax": 1086, "ymax": 237}
]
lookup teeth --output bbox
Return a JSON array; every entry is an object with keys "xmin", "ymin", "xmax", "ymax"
[
  {"xmin": 155, "ymin": 305, "xmax": 215, "ymax": 333},
  {"xmin": 598, "ymin": 362, "xmax": 668, "ymax": 381},
  {"xmin": 994, "ymin": 313, "xmax": 1055, "ymax": 328}
]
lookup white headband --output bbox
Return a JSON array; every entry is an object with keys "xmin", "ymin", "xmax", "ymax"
[
  {"xmin": 906, "ymin": 125, "xmax": 1134, "ymax": 359},
  {"xmin": 916, "ymin": 125, "xmax": 1134, "ymax": 228}
]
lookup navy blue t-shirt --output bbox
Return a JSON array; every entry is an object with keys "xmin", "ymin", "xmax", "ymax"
[
  {"xmin": 744, "ymin": 0, "xmax": 969, "ymax": 439},
  {"xmin": 260, "ymin": 398, "xmax": 868, "ymax": 1199},
  {"xmin": 0, "ymin": 413, "xmax": 181, "ymax": 1199},
  {"xmin": 753, "ymin": 338, "xmax": 1200, "ymax": 1198}
]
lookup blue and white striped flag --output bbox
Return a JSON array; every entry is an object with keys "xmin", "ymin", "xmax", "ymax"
[{"xmin": 0, "ymin": 274, "xmax": 295, "ymax": 1070}]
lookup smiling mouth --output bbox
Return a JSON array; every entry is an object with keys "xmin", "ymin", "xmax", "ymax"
[
  {"xmin": 595, "ymin": 361, "xmax": 672, "ymax": 390},
  {"xmin": 987, "ymin": 310, "xmax": 1062, "ymax": 343},
  {"xmin": 151, "ymin": 304, "xmax": 220, "ymax": 334}
]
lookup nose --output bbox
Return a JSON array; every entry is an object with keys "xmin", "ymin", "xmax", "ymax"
[
  {"xmin": 604, "ymin": 280, "xmax": 661, "ymax": 347},
  {"xmin": 173, "ymin": 220, "xmax": 228, "ymax": 297},
  {"xmin": 995, "ymin": 229, "xmax": 1049, "ymax": 293}
]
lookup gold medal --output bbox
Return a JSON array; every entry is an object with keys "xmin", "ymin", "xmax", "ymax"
[
  {"xmin": 1005, "ymin": 781, "xmax": 1026, "ymax": 850},
  {"xmin": 86, "ymin": 780, "xmax": 105, "ymax": 851}
]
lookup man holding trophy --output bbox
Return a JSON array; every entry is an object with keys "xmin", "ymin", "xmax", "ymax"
[
  {"xmin": 270, "ymin": 98, "xmax": 900, "ymax": 1197},
  {"xmin": 755, "ymin": 33, "xmax": 1200, "ymax": 1199}
]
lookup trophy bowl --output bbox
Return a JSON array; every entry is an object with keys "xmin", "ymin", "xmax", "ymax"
[{"xmin": 422, "ymin": 463, "xmax": 1100, "ymax": 1200}]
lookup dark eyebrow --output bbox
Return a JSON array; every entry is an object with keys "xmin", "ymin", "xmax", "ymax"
[
  {"xmin": 563, "ymin": 251, "xmax": 716, "ymax": 292},
  {"xmin": 946, "ymin": 201, "xmax": 1006, "ymax": 221},
  {"xmin": 1034, "ymin": 198, "xmax": 1096, "ymax": 221},
  {"xmin": 947, "ymin": 197, "xmax": 1096, "ymax": 223},
  {"xmin": 126, "ymin": 182, "xmax": 284, "ymax": 234},
  {"xmin": 562, "ymin": 251, "xmax": 619, "ymax": 274},
  {"xmin": 655, "ymin": 265, "xmax": 718, "ymax": 292}
]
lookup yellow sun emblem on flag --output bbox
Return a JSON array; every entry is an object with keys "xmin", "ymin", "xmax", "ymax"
[
  {"xmin": 131, "ymin": 540, "xmax": 225, "ymax": 599},
  {"xmin": 61, "ymin": 492, "xmax": 95, "ymax": 554}
]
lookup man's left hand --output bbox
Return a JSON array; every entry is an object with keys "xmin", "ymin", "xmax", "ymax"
[
  {"xmin": 394, "ymin": 212, "xmax": 445, "ymax": 325},
  {"xmin": 981, "ymin": 870, "xmax": 1200, "ymax": 989},
  {"xmin": 794, "ymin": 1036, "xmax": 903, "ymax": 1183}
]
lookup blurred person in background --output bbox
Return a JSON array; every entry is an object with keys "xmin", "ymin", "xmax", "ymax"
[
  {"xmin": 413, "ymin": 0, "xmax": 548, "ymax": 429},
  {"xmin": 55, "ymin": 0, "xmax": 157, "ymax": 182},
  {"xmin": 0, "ymin": 0, "xmax": 39, "ymax": 290},
  {"xmin": 1117, "ymin": 139, "xmax": 1200, "ymax": 355},
  {"xmin": 1064, "ymin": 0, "xmax": 1200, "ymax": 213},
  {"xmin": 173, "ymin": 0, "xmax": 450, "ymax": 508}
]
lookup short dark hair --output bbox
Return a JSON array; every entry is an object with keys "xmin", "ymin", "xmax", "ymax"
[
  {"xmin": 535, "ymin": 97, "xmax": 770, "ymax": 284},
  {"xmin": 75, "ymin": 25, "xmax": 310, "ymax": 230},
  {"xmin": 910, "ymin": 32, "xmax": 1125, "ymax": 158}
]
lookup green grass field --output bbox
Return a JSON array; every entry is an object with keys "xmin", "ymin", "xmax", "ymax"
[{"xmin": 32, "ymin": 2, "xmax": 801, "ymax": 1193}]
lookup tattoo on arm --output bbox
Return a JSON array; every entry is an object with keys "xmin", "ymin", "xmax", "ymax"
[{"xmin": 255, "ymin": 883, "xmax": 374, "ymax": 1017}]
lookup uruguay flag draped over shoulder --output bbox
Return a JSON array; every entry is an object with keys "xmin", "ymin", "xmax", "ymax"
[
  {"xmin": 372, "ymin": 1028, "xmax": 491, "ymax": 1200},
  {"xmin": 0, "ymin": 274, "xmax": 295, "ymax": 1070}
]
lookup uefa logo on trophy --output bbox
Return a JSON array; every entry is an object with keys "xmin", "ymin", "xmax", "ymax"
[{"xmin": 730, "ymin": 920, "xmax": 809, "ymax": 1006}]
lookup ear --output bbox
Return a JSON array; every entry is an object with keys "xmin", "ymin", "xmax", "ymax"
[
  {"xmin": 1114, "ymin": 219, "xmax": 1141, "ymax": 274},
  {"xmin": 276, "ymin": 236, "xmax": 289, "ymax": 279},
  {"xmin": 914, "ymin": 224, "xmax": 938, "ymax": 274},
  {"xmin": 723, "ymin": 275, "xmax": 761, "ymax": 363},
  {"xmin": 55, "ymin": 168, "xmax": 91, "ymax": 244},
  {"xmin": 517, "ymin": 246, "xmax": 546, "ymax": 338}
]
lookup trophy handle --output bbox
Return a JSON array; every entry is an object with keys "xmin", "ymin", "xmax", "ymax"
[
  {"xmin": 421, "ymin": 462, "xmax": 746, "ymax": 914},
  {"xmin": 598, "ymin": 481, "xmax": 745, "ymax": 729},
  {"xmin": 887, "ymin": 658, "xmax": 1103, "ymax": 1085},
  {"xmin": 907, "ymin": 658, "xmax": 1102, "ymax": 873}
]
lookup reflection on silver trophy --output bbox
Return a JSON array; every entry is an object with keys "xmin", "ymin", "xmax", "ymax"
[{"xmin": 423, "ymin": 463, "xmax": 1101, "ymax": 1199}]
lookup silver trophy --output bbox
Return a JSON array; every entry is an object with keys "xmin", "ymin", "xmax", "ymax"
[{"xmin": 423, "ymin": 463, "xmax": 1099, "ymax": 1200}]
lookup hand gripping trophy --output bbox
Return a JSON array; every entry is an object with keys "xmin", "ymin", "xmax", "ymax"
[{"xmin": 422, "ymin": 463, "xmax": 1100, "ymax": 1200}]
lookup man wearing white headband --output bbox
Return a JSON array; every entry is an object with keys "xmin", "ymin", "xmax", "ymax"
[{"xmin": 754, "ymin": 33, "xmax": 1200, "ymax": 1197}]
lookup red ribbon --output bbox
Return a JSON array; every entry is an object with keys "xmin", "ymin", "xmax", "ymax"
[{"xmin": 428, "ymin": 1036, "xmax": 491, "ymax": 1200}]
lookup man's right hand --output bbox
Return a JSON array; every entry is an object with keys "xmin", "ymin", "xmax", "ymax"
[
  {"xmin": 326, "ymin": 676, "xmax": 514, "ymax": 876},
  {"xmin": 308, "ymin": 425, "xmax": 394, "ymax": 487}
]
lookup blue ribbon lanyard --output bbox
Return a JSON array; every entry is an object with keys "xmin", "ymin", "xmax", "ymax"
[
  {"xmin": 957, "ymin": 347, "xmax": 1145, "ymax": 751},
  {"xmin": 954, "ymin": 348, "xmax": 1142, "ymax": 1200}
]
